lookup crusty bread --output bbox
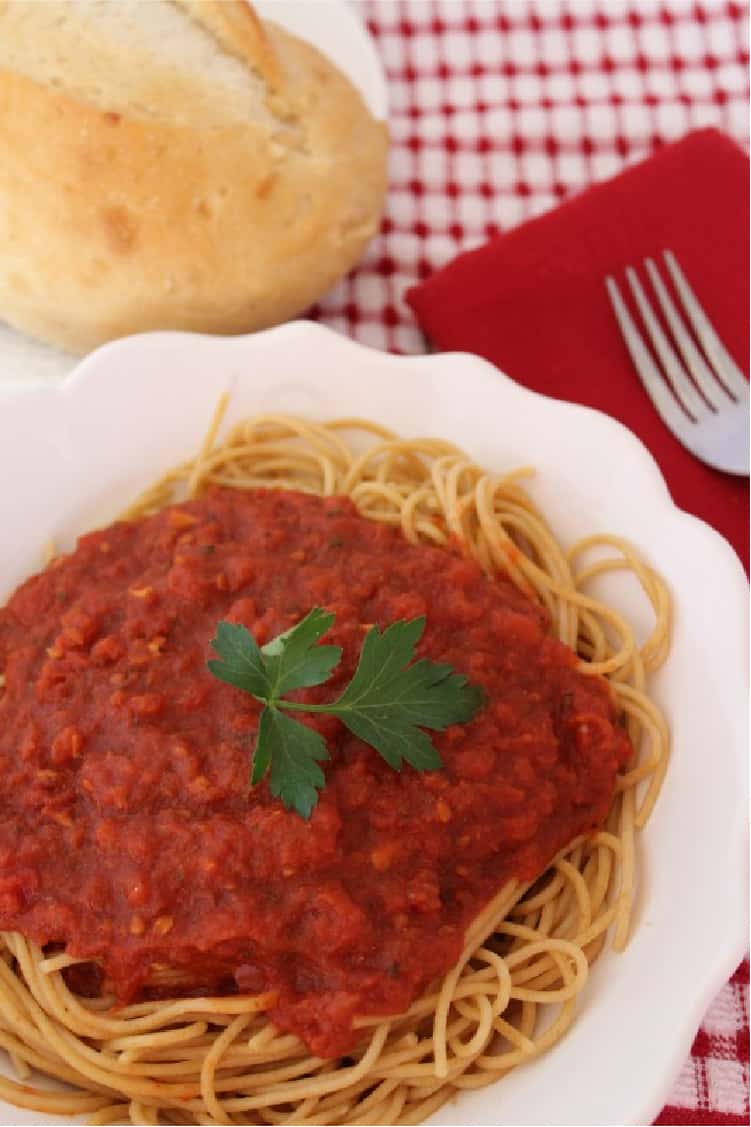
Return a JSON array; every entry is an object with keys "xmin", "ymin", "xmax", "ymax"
[{"xmin": 0, "ymin": 0, "xmax": 388, "ymax": 353}]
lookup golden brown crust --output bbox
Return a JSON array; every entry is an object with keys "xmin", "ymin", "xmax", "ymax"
[
  {"xmin": 0, "ymin": 6, "xmax": 387, "ymax": 353},
  {"xmin": 174, "ymin": 0, "xmax": 282, "ymax": 92}
]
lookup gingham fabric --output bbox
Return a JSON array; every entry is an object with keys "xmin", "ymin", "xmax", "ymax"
[{"xmin": 312, "ymin": 2, "xmax": 750, "ymax": 1123}]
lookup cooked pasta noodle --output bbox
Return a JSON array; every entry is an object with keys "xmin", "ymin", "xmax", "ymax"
[{"xmin": 0, "ymin": 403, "xmax": 670, "ymax": 1124}]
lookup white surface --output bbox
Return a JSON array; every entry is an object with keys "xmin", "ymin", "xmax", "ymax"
[
  {"xmin": 0, "ymin": 322, "xmax": 747, "ymax": 1126},
  {"xmin": 0, "ymin": 0, "xmax": 387, "ymax": 394}
]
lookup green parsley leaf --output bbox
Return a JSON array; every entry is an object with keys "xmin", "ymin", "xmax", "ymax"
[
  {"xmin": 207, "ymin": 620, "xmax": 269, "ymax": 697},
  {"xmin": 249, "ymin": 711, "xmax": 273, "ymax": 786},
  {"xmin": 208, "ymin": 609, "xmax": 341, "ymax": 700},
  {"xmin": 260, "ymin": 608, "xmax": 342, "ymax": 696},
  {"xmin": 325, "ymin": 617, "xmax": 485, "ymax": 772},
  {"xmin": 261, "ymin": 707, "xmax": 329, "ymax": 820},
  {"xmin": 207, "ymin": 609, "xmax": 485, "ymax": 819}
]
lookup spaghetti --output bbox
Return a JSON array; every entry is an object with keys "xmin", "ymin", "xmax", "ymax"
[{"xmin": 0, "ymin": 406, "xmax": 670, "ymax": 1125}]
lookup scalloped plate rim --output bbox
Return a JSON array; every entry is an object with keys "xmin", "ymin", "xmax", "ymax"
[
  {"xmin": 0, "ymin": 321, "xmax": 747, "ymax": 1126},
  {"xmin": 40, "ymin": 322, "xmax": 747, "ymax": 582}
]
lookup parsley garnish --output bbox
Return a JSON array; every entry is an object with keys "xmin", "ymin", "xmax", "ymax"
[{"xmin": 208, "ymin": 609, "xmax": 484, "ymax": 818}]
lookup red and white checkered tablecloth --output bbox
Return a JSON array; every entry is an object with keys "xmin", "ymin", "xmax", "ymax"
[{"xmin": 313, "ymin": 2, "xmax": 750, "ymax": 1123}]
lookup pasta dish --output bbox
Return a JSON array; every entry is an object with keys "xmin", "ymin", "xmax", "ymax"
[{"xmin": 0, "ymin": 405, "xmax": 669, "ymax": 1125}]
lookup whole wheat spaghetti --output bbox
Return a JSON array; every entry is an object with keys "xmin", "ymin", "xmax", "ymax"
[{"xmin": 0, "ymin": 404, "xmax": 670, "ymax": 1125}]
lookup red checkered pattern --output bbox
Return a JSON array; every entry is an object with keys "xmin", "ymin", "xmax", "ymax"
[
  {"xmin": 655, "ymin": 960, "xmax": 750, "ymax": 1125},
  {"xmin": 313, "ymin": 1, "xmax": 750, "ymax": 1122}
]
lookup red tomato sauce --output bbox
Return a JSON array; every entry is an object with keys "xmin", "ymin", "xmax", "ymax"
[{"xmin": 0, "ymin": 489, "xmax": 631, "ymax": 1057}]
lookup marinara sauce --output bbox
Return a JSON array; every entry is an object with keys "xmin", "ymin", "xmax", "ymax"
[{"xmin": 0, "ymin": 489, "xmax": 631, "ymax": 1056}]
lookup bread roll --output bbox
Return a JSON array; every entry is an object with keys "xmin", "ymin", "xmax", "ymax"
[{"xmin": 0, "ymin": 0, "xmax": 388, "ymax": 353}]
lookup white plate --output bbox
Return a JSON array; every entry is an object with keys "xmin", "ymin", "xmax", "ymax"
[
  {"xmin": 0, "ymin": 0, "xmax": 387, "ymax": 394},
  {"xmin": 0, "ymin": 323, "xmax": 747, "ymax": 1127}
]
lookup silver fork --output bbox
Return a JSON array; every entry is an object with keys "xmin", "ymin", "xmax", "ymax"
[{"xmin": 605, "ymin": 250, "xmax": 749, "ymax": 476}]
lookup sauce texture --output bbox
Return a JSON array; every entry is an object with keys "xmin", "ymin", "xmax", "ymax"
[{"xmin": 0, "ymin": 490, "xmax": 631, "ymax": 1056}]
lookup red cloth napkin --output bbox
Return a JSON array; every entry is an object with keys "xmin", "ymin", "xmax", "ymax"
[{"xmin": 406, "ymin": 128, "xmax": 749, "ymax": 571}]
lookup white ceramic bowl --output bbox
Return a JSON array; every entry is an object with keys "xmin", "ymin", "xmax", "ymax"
[{"xmin": 0, "ymin": 322, "xmax": 747, "ymax": 1126}]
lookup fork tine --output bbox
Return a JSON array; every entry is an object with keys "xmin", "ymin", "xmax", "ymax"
[
  {"xmin": 625, "ymin": 266, "xmax": 706, "ymax": 420},
  {"xmin": 605, "ymin": 276, "xmax": 690, "ymax": 438},
  {"xmin": 644, "ymin": 258, "xmax": 726, "ymax": 410},
  {"xmin": 662, "ymin": 250, "xmax": 748, "ymax": 400}
]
